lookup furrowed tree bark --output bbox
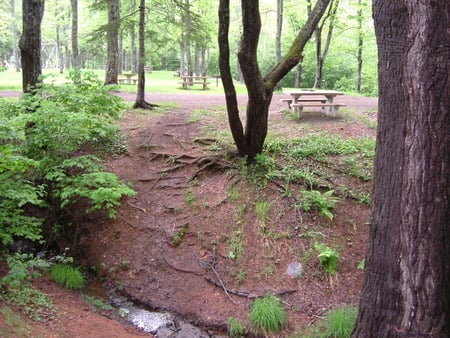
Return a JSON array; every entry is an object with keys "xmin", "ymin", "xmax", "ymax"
[
  {"xmin": 20, "ymin": 0, "xmax": 45, "ymax": 93},
  {"xmin": 218, "ymin": 0, "xmax": 330, "ymax": 160},
  {"xmin": 352, "ymin": 0, "xmax": 450, "ymax": 336}
]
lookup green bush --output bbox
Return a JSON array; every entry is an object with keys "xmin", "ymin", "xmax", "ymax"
[
  {"xmin": 0, "ymin": 71, "xmax": 134, "ymax": 247},
  {"xmin": 50, "ymin": 264, "xmax": 85, "ymax": 290},
  {"xmin": 249, "ymin": 295, "xmax": 287, "ymax": 334}
]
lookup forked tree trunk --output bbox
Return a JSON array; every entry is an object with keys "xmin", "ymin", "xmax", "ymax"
[
  {"xmin": 19, "ymin": 0, "xmax": 45, "ymax": 93},
  {"xmin": 218, "ymin": 0, "xmax": 330, "ymax": 160},
  {"xmin": 352, "ymin": 0, "xmax": 450, "ymax": 336}
]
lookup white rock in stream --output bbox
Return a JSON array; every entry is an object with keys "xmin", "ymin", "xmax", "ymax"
[{"xmin": 128, "ymin": 309, "xmax": 173, "ymax": 333}]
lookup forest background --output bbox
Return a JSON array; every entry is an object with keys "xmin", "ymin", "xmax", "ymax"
[{"xmin": 0, "ymin": 0, "xmax": 378, "ymax": 96}]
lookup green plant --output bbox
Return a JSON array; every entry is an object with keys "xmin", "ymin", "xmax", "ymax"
[
  {"xmin": 228, "ymin": 228, "xmax": 245, "ymax": 260},
  {"xmin": 228, "ymin": 317, "xmax": 246, "ymax": 337},
  {"xmin": 234, "ymin": 268, "xmax": 247, "ymax": 284},
  {"xmin": 319, "ymin": 306, "xmax": 357, "ymax": 338},
  {"xmin": 249, "ymin": 295, "xmax": 287, "ymax": 334},
  {"xmin": 298, "ymin": 189, "xmax": 340, "ymax": 220},
  {"xmin": 227, "ymin": 185, "xmax": 241, "ymax": 201},
  {"xmin": 0, "ymin": 253, "xmax": 54, "ymax": 321},
  {"xmin": 185, "ymin": 190, "xmax": 196, "ymax": 208},
  {"xmin": 170, "ymin": 224, "xmax": 189, "ymax": 247},
  {"xmin": 314, "ymin": 243, "xmax": 339, "ymax": 275},
  {"xmin": 84, "ymin": 295, "xmax": 114, "ymax": 311},
  {"xmin": 50, "ymin": 264, "xmax": 85, "ymax": 290},
  {"xmin": 357, "ymin": 259, "xmax": 365, "ymax": 270}
]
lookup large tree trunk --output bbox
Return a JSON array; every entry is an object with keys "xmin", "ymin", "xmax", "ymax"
[
  {"xmin": 218, "ymin": 0, "xmax": 330, "ymax": 160},
  {"xmin": 352, "ymin": 0, "xmax": 450, "ymax": 336},
  {"xmin": 105, "ymin": 0, "xmax": 120, "ymax": 85},
  {"xmin": 19, "ymin": 0, "xmax": 45, "ymax": 93}
]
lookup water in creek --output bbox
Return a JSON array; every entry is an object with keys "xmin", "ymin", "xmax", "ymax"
[{"xmin": 87, "ymin": 281, "xmax": 223, "ymax": 338}]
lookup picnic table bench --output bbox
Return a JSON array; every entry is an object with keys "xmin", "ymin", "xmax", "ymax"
[
  {"xmin": 179, "ymin": 76, "xmax": 211, "ymax": 90},
  {"xmin": 282, "ymin": 89, "xmax": 346, "ymax": 118}
]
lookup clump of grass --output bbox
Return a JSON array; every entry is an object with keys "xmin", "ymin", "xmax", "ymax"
[
  {"xmin": 319, "ymin": 305, "xmax": 357, "ymax": 338},
  {"xmin": 50, "ymin": 264, "xmax": 85, "ymax": 290},
  {"xmin": 249, "ymin": 295, "xmax": 287, "ymax": 334},
  {"xmin": 228, "ymin": 317, "xmax": 246, "ymax": 337}
]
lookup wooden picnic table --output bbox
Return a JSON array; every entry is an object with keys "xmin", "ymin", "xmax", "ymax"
[
  {"xmin": 282, "ymin": 89, "xmax": 345, "ymax": 117},
  {"xmin": 179, "ymin": 76, "xmax": 211, "ymax": 90},
  {"xmin": 119, "ymin": 73, "xmax": 137, "ymax": 85}
]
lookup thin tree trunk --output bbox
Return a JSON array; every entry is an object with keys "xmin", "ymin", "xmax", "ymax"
[
  {"xmin": 130, "ymin": 0, "xmax": 137, "ymax": 73},
  {"xmin": 352, "ymin": 0, "xmax": 450, "ymax": 336},
  {"xmin": 70, "ymin": 0, "xmax": 79, "ymax": 69},
  {"xmin": 105, "ymin": 0, "xmax": 120, "ymax": 85},
  {"xmin": 134, "ymin": 0, "xmax": 156, "ymax": 109},
  {"xmin": 19, "ymin": 0, "xmax": 45, "ymax": 93},
  {"xmin": 275, "ymin": 0, "xmax": 283, "ymax": 91},
  {"xmin": 355, "ymin": 0, "xmax": 363, "ymax": 93},
  {"xmin": 11, "ymin": 0, "xmax": 20, "ymax": 72}
]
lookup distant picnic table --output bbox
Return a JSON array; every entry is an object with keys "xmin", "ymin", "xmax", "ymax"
[
  {"xmin": 118, "ymin": 73, "xmax": 137, "ymax": 85},
  {"xmin": 281, "ymin": 89, "xmax": 346, "ymax": 118},
  {"xmin": 179, "ymin": 76, "xmax": 211, "ymax": 90}
]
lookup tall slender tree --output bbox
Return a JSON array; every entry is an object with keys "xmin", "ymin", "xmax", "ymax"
[
  {"xmin": 70, "ymin": 0, "xmax": 79, "ymax": 69},
  {"xmin": 133, "ymin": 0, "xmax": 156, "ymax": 109},
  {"xmin": 105, "ymin": 0, "xmax": 120, "ymax": 85},
  {"xmin": 10, "ymin": 0, "xmax": 20, "ymax": 72},
  {"xmin": 352, "ymin": 0, "xmax": 450, "ymax": 336},
  {"xmin": 19, "ymin": 0, "xmax": 45, "ymax": 93},
  {"xmin": 307, "ymin": 0, "xmax": 339, "ymax": 88}
]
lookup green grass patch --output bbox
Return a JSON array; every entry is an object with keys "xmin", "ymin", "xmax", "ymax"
[
  {"xmin": 249, "ymin": 295, "xmax": 287, "ymax": 334},
  {"xmin": 50, "ymin": 264, "xmax": 85, "ymax": 290}
]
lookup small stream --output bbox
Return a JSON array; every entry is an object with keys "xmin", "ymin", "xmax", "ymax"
[{"xmin": 87, "ymin": 281, "xmax": 226, "ymax": 337}]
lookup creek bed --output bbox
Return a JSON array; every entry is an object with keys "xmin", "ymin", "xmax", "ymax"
[{"xmin": 87, "ymin": 280, "xmax": 225, "ymax": 337}]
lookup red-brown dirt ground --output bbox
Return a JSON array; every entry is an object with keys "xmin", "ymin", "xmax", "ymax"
[{"xmin": 0, "ymin": 91, "xmax": 378, "ymax": 337}]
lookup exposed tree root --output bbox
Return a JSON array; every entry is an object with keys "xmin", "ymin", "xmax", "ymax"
[
  {"xmin": 204, "ymin": 275, "xmax": 297, "ymax": 300},
  {"xmin": 133, "ymin": 100, "xmax": 159, "ymax": 110}
]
